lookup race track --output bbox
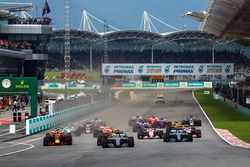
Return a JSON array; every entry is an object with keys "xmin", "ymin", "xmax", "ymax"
[{"xmin": 0, "ymin": 90, "xmax": 250, "ymax": 167}]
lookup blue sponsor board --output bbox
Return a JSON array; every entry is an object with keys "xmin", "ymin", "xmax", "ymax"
[
  {"xmin": 142, "ymin": 82, "xmax": 157, "ymax": 87},
  {"xmin": 173, "ymin": 65, "xmax": 194, "ymax": 74},
  {"xmin": 164, "ymin": 82, "xmax": 180, "ymax": 87},
  {"xmin": 122, "ymin": 83, "xmax": 136, "ymax": 87},
  {"xmin": 187, "ymin": 82, "xmax": 204, "ymax": 87}
]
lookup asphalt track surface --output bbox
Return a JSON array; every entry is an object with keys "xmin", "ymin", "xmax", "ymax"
[{"xmin": 0, "ymin": 90, "xmax": 250, "ymax": 167}]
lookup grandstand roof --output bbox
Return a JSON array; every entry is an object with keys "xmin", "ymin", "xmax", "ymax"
[
  {"xmin": 0, "ymin": 10, "xmax": 15, "ymax": 20},
  {"xmin": 0, "ymin": 2, "xmax": 33, "ymax": 20},
  {"xmin": 52, "ymin": 29, "xmax": 102, "ymax": 42},
  {"xmin": 202, "ymin": 0, "xmax": 250, "ymax": 40},
  {"xmin": 51, "ymin": 29, "xmax": 229, "ymax": 45}
]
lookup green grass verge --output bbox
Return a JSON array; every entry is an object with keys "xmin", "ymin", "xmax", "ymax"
[
  {"xmin": 194, "ymin": 89, "xmax": 250, "ymax": 143},
  {"xmin": 42, "ymin": 89, "xmax": 98, "ymax": 95}
]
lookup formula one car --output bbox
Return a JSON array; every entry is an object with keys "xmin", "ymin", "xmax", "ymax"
[
  {"xmin": 93, "ymin": 126, "xmax": 116, "ymax": 138},
  {"xmin": 128, "ymin": 116, "xmax": 144, "ymax": 126},
  {"xmin": 163, "ymin": 128, "xmax": 193, "ymax": 142},
  {"xmin": 132, "ymin": 121, "xmax": 151, "ymax": 132},
  {"xmin": 183, "ymin": 125, "xmax": 202, "ymax": 138},
  {"xmin": 64, "ymin": 124, "xmax": 82, "ymax": 136},
  {"xmin": 171, "ymin": 121, "xmax": 183, "ymax": 129},
  {"xmin": 101, "ymin": 130, "xmax": 134, "ymax": 148},
  {"xmin": 182, "ymin": 116, "xmax": 202, "ymax": 126},
  {"xmin": 82, "ymin": 118, "xmax": 106, "ymax": 133},
  {"xmin": 137, "ymin": 128, "xmax": 163, "ymax": 139},
  {"xmin": 147, "ymin": 117, "xmax": 171, "ymax": 128},
  {"xmin": 43, "ymin": 128, "xmax": 72, "ymax": 146},
  {"xmin": 155, "ymin": 94, "xmax": 165, "ymax": 103}
]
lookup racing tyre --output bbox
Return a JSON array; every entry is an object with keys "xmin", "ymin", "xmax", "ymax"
[
  {"xmin": 45, "ymin": 133, "xmax": 50, "ymax": 138},
  {"xmin": 196, "ymin": 129, "xmax": 202, "ymax": 138},
  {"xmin": 167, "ymin": 122, "xmax": 172, "ymax": 127},
  {"xmin": 43, "ymin": 137, "xmax": 50, "ymax": 146},
  {"xmin": 196, "ymin": 120, "xmax": 202, "ymax": 126},
  {"xmin": 128, "ymin": 137, "xmax": 134, "ymax": 147},
  {"xmin": 65, "ymin": 135, "xmax": 73, "ymax": 145},
  {"xmin": 97, "ymin": 136, "xmax": 103, "ymax": 146},
  {"xmin": 102, "ymin": 137, "xmax": 108, "ymax": 148},
  {"xmin": 181, "ymin": 120, "xmax": 187, "ymax": 125},
  {"xmin": 163, "ymin": 133, "xmax": 170, "ymax": 142},
  {"xmin": 158, "ymin": 131, "xmax": 164, "ymax": 139},
  {"xmin": 187, "ymin": 133, "xmax": 193, "ymax": 142},
  {"xmin": 137, "ymin": 132, "xmax": 144, "ymax": 140},
  {"xmin": 93, "ymin": 130, "xmax": 99, "ymax": 138}
]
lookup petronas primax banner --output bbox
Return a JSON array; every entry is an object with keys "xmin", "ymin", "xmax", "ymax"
[{"xmin": 102, "ymin": 64, "xmax": 234, "ymax": 76}]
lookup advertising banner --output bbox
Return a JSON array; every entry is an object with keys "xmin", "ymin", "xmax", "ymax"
[
  {"xmin": 122, "ymin": 83, "xmax": 136, "ymax": 87},
  {"xmin": 142, "ymin": 82, "xmax": 157, "ymax": 87},
  {"xmin": 164, "ymin": 82, "xmax": 180, "ymax": 87},
  {"xmin": 102, "ymin": 64, "xmax": 234, "ymax": 76}
]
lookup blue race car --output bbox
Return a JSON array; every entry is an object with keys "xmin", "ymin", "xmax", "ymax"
[{"xmin": 101, "ymin": 130, "xmax": 134, "ymax": 148}]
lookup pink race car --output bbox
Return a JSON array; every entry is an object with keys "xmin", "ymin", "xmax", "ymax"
[{"xmin": 137, "ymin": 128, "xmax": 163, "ymax": 139}]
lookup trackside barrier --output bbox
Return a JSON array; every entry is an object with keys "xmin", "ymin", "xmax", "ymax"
[
  {"xmin": 26, "ymin": 100, "xmax": 107, "ymax": 135},
  {"xmin": 213, "ymin": 94, "xmax": 250, "ymax": 117}
]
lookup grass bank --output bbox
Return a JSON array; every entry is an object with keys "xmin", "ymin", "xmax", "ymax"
[{"xmin": 194, "ymin": 89, "xmax": 250, "ymax": 143}]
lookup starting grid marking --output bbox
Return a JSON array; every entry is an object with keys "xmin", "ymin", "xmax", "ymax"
[{"xmin": 216, "ymin": 129, "xmax": 250, "ymax": 149}]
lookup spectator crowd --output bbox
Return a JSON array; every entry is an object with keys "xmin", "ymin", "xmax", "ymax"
[
  {"xmin": 8, "ymin": 17, "xmax": 52, "ymax": 25},
  {"xmin": 0, "ymin": 39, "xmax": 31, "ymax": 51},
  {"xmin": 48, "ymin": 49, "xmax": 250, "ymax": 72}
]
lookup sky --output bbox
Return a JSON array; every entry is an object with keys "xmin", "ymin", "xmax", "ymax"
[{"xmin": 3, "ymin": 0, "xmax": 210, "ymax": 32}]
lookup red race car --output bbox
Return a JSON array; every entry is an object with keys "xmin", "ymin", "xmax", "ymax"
[{"xmin": 43, "ymin": 128, "xmax": 72, "ymax": 146}]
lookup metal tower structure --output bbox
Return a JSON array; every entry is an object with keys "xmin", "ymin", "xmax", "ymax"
[
  {"xmin": 103, "ymin": 20, "xmax": 109, "ymax": 63},
  {"xmin": 141, "ymin": 11, "xmax": 153, "ymax": 32},
  {"xmin": 64, "ymin": 0, "xmax": 70, "ymax": 74},
  {"xmin": 79, "ymin": 10, "xmax": 120, "ymax": 32},
  {"xmin": 79, "ymin": 10, "xmax": 96, "ymax": 32},
  {"xmin": 64, "ymin": 0, "xmax": 70, "ymax": 99},
  {"xmin": 140, "ymin": 11, "xmax": 180, "ymax": 32}
]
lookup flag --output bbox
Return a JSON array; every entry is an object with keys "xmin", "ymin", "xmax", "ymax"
[{"xmin": 42, "ymin": 1, "xmax": 51, "ymax": 16}]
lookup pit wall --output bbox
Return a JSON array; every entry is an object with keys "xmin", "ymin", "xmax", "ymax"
[
  {"xmin": 26, "ymin": 94, "xmax": 110, "ymax": 135},
  {"xmin": 112, "ymin": 81, "xmax": 213, "ymax": 89}
]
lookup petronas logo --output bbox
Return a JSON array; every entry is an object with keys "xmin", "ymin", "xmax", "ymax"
[
  {"xmin": 164, "ymin": 65, "xmax": 170, "ymax": 73},
  {"xmin": 198, "ymin": 65, "xmax": 204, "ymax": 73},
  {"xmin": 225, "ymin": 65, "xmax": 231, "ymax": 73},
  {"xmin": 138, "ymin": 65, "xmax": 144, "ymax": 73},
  {"xmin": 104, "ymin": 65, "xmax": 110, "ymax": 73}
]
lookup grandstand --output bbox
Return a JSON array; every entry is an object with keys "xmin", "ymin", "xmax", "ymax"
[
  {"xmin": 49, "ymin": 29, "xmax": 250, "ymax": 81},
  {"xmin": 0, "ymin": 2, "xmax": 52, "ymax": 79}
]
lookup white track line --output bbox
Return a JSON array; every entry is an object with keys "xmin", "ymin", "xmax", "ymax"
[
  {"xmin": 192, "ymin": 90, "xmax": 233, "ymax": 146},
  {"xmin": 0, "ymin": 127, "xmax": 26, "ymax": 137},
  {"xmin": 0, "ymin": 143, "xmax": 34, "ymax": 157}
]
